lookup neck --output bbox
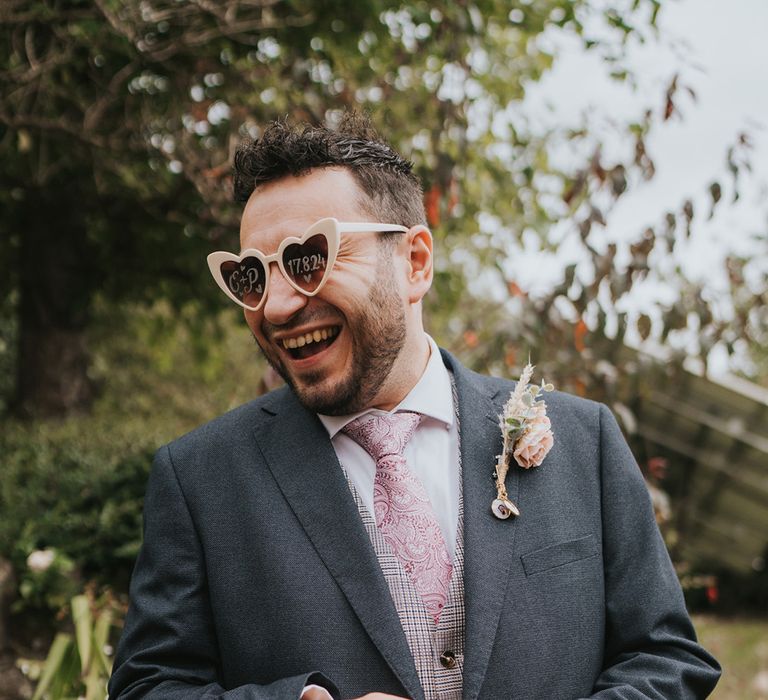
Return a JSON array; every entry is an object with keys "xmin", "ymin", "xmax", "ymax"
[{"xmin": 370, "ymin": 332, "xmax": 431, "ymax": 411}]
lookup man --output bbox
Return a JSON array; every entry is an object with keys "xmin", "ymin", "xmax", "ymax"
[{"xmin": 109, "ymin": 114, "xmax": 720, "ymax": 700}]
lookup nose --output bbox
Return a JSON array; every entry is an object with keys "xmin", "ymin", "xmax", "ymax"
[{"xmin": 262, "ymin": 262, "xmax": 308, "ymax": 325}]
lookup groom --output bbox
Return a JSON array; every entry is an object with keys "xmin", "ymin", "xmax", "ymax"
[{"xmin": 108, "ymin": 114, "xmax": 720, "ymax": 699}]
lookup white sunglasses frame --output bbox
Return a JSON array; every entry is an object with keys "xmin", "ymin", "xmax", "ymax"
[{"xmin": 207, "ymin": 217, "xmax": 408, "ymax": 311}]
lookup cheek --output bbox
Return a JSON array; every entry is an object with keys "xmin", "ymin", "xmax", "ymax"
[
  {"xmin": 322, "ymin": 265, "xmax": 376, "ymax": 299},
  {"xmin": 243, "ymin": 310, "xmax": 264, "ymax": 337}
]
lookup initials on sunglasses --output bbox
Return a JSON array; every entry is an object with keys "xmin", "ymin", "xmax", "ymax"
[{"xmin": 207, "ymin": 217, "xmax": 408, "ymax": 311}]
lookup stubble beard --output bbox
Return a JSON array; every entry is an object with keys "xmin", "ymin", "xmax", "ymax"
[{"xmin": 255, "ymin": 254, "xmax": 407, "ymax": 415}]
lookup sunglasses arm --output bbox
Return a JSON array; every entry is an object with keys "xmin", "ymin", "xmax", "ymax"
[{"xmin": 336, "ymin": 223, "xmax": 408, "ymax": 234}]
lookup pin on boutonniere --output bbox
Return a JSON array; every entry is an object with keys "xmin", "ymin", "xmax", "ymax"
[{"xmin": 491, "ymin": 364, "xmax": 554, "ymax": 520}]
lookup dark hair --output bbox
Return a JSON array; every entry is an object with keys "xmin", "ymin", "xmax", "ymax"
[{"xmin": 232, "ymin": 113, "xmax": 426, "ymax": 228}]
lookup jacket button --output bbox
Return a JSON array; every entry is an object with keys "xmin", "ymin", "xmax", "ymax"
[{"xmin": 439, "ymin": 650, "xmax": 457, "ymax": 669}]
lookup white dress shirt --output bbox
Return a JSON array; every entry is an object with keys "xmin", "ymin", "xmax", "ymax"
[{"xmin": 318, "ymin": 335, "xmax": 460, "ymax": 558}]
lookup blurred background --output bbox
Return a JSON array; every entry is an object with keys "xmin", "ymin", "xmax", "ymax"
[{"xmin": 0, "ymin": 1, "xmax": 766, "ymax": 698}]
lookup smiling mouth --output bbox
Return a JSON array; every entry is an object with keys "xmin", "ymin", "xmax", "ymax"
[{"xmin": 280, "ymin": 326, "xmax": 340, "ymax": 360}]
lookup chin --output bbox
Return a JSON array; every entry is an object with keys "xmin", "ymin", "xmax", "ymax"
[
  {"xmin": 291, "ymin": 369, "xmax": 380, "ymax": 416},
  {"xmin": 292, "ymin": 379, "xmax": 355, "ymax": 415}
]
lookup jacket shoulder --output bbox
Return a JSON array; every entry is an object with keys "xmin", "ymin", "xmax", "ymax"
[
  {"xmin": 452, "ymin": 356, "xmax": 603, "ymax": 420},
  {"xmin": 164, "ymin": 385, "xmax": 292, "ymax": 458}
]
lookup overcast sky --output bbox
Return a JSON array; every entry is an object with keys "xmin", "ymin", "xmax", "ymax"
[{"xmin": 612, "ymin": 0, "xmax": 768, "ymax": 263}]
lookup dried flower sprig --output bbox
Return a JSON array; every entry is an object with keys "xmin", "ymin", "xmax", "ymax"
[{"xmin": 491, "ymin": 364, "xmax": 554, "ymax": 519}]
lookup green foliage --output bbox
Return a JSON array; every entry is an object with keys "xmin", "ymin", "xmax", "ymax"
[
  {"xmin": 0, "ymin": 0, "xmax": 675, "ymax": 416},
  {"xmin": 1, "ymin": 0, "xmax": 762, "ymax": 416},
  {"xmin": 728, "ymin": 244, "xmax": 768, "ymax": 387},
  {"xmin": 19, "ymin": 590, "xmax": 120, "ymax": 700},
  {"xmin": 16, "ymin": 549, "xmax": 80, "ymax": 614},
  {"xmin": 0, "ymin": 0, "xmax": 764, "ymax": 637},
  {"xmin": 1, "ymin": 413, "xmax": 158, "ymax": 595},
  {"xmin": 0, "ymin": 301, "xmax": 267, "ymax": 605}
]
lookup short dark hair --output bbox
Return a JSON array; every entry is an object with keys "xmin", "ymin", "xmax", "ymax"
[{"xmin": 232, "ymin": 112, "xmax": 426, "ymax": 228}]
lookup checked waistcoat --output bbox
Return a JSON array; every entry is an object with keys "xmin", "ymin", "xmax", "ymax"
[{"xmin": 343, "ymin": 457, "xmax": 465, "ymax": 700}]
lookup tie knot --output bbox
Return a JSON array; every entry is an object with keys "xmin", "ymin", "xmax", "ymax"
[{"xmin": 342, "ymin": 411, "xmax": 422, "ymax": 462}]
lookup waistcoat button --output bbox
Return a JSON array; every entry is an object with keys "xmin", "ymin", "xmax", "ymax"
[{"xmin": 439, "ymin": 650, "xmax": 457, "ymax": 669}]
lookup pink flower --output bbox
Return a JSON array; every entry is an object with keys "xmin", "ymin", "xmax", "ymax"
[{"xmin": 513, "ymin": 414, "xmax": 553, "ymax": 469}]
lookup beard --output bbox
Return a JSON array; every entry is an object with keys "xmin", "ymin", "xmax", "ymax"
[{"xmin": 255, "ymin": 253, "xmax": 407, "ymax": 415}]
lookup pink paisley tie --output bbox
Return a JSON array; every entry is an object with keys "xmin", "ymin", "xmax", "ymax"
[{"xmin": 343, "ymin": 412, "xmax": 453, "ymax": 624}]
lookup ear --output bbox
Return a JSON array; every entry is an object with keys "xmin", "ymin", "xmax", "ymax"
[{"xmin": 403, "ymin": 225, "xmax": 433, "ymax": 304}]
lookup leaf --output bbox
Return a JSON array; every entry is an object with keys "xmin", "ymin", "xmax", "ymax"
[
  {"xmin": 31, "ymin": 633, "xmax": 73, "ymax": 700},
  {"xmin": 637, "ymin": 314, "xmax": 652, "ymax": 341},
  {"xmin": 424, "ymin": 183, "xmax": 441, "ymax": 227},
  {"xmin": 93, "ymin": 608, "xmax": 114, "ymax": 674},
  {"xmin": 563, "ymin": 264, "xmax": 577, "ymax": 291},
  {"xmin": 72, "ymin": 594, "xmax": 93, "ymax": 674},
  {"xmin": 574, "ymin": 319, "xmax": 588, "ymax": 352},
  {"xmin": 610, "ymin": 165, "xmax": 627, "ymax": 196},
  {"xmin": 682, "ymin": 199, "xmax": 694, "ymax": 238},
  {"xmin": 84, "ymin": 661, "xmax": 106, "ymax": 700},
  {"xmin": 708, "ymin": 181, "xmax": 722, "ymax": 219}
]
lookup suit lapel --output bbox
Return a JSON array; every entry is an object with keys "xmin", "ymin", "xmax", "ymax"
[
  {"xmin": 253, "ymin": 389, "xmax": 425, "ymax": 700},
  {"xmin": 443, "ymin": 352, "xmax": 521, "ymax": 700}
]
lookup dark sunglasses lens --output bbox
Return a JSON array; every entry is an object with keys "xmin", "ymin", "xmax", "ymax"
[
  {"xmin": 281, "ymin": 233, "xmax": 329, "ymax": 292},
  {"xmin": 220, "ymin": 257, "xmax": 266, "ymax": 308}
]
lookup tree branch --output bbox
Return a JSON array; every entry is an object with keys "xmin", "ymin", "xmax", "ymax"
[
  {"xmin": 0, "ymin": 112, "xmax": 108, "ymax": 149},
  {"xmin": 83, "ymin": 61, "xmax": 140, "ymax": 132},
  {"xmin": 142, "ymin": 12, "xmax": 316, "ymax": 62},
  {"xmin": 92, "ymin": 0, "xmax": 137, "ymax": 43}
]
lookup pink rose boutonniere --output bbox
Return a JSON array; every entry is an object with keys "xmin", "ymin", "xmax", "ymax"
[{"xmin": 491, "ymin": 364, "xmax": 554, "ymax": 520}]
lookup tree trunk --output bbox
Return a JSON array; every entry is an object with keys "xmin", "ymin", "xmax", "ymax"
[
  {"xmin": 15, "ymin": 327, "xmax": 94, "ymax": 417},
  {"xmin": 12, "ymin": 184, "xmax": 98, "ymax": 418}
]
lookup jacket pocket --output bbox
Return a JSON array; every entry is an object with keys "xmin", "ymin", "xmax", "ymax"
[{"xmin": 521, "ymin": 534, "xmax": 599, "ymax": 576}]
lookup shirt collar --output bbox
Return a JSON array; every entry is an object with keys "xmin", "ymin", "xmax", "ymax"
[{"xmin": 318, "ymin": 334, "xmax": 454, "ymax": 439}]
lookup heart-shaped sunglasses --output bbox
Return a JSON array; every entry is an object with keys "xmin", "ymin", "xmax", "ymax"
[{"xmin": 207, "ymin": 217, "xmax": 408, "ymax": 311}]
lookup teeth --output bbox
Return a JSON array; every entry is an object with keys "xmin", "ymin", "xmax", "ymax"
[{"xmin": 281, "ymin": 327, "xmax": 338, "ymax": 350}]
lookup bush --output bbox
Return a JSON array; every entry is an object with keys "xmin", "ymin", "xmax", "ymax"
[
  {"xmin": 1, "ymin": 414, "xmax": 158, "ymax": 596},
  {"xmin": 1, "ymin": 301, "xmax": 269, "ymax": 612},
  {"xmin": 18, "ymin": 588, "xmax": 121, "ymax": 700}
]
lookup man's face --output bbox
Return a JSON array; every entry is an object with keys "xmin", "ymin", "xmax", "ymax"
[{"xmin": 240, "ymin": 168, "xmax": 410, "ymax": 415}]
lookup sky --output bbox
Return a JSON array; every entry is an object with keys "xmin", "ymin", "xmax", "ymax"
[
  {"xmin": 609, "ymin": 0, "xmax": 768, "ymax": 271},
  {"xmin": 514, "ymin": 0, "xmax": 768, "ymax": 374}
]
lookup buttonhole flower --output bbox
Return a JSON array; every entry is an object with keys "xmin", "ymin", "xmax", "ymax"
[{"xmin": 491, "ymin": 364, "xmax": 554, "ymax": 518}]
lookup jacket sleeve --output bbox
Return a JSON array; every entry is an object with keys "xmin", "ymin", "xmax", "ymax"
[
  {"xmin": 107, "ymin": 446, "xmax": 340, "ymax": 700},
  {"xmin": 579, "ymin": 404, "xmax": 720, "ymax": 699}
]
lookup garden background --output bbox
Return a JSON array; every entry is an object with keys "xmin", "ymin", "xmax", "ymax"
[{"xmin": 1, "ymin": 1, "xmax": 766, "ymax": 698}]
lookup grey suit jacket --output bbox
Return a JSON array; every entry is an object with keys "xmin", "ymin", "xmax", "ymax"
[{"xmin": 108, "ymin": 351, "xmax": 720, "ymax": 699}]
